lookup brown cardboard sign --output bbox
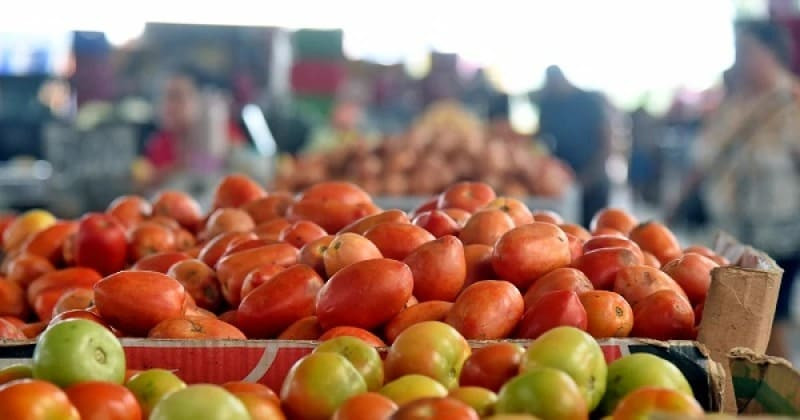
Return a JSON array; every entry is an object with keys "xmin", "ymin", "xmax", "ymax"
[{"xmin": 729, "ymin": 347, "xmax": 800, "ymax": 416}]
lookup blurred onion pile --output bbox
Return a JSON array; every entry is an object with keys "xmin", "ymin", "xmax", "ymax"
[{"xmin": 274, "ymin": 102, "xmax": 574, "ymax": 197}]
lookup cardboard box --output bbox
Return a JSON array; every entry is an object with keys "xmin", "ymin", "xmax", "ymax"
[{"xmin": 729, "ymin": 347, "xmax": 800, "ymax": 416}]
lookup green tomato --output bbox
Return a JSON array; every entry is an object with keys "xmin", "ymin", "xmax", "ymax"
[
  {"xmin": 32, "ymin": 319, "xmax": 125, "ymax": 387},
  {"xmin": 0, "ymin": 363, "xmax": 33, "ymax": 384},
  {"xmin": 600, "ymin": 352, "xmax": 692, "ymax": 414},
  {"xmin": 495, "ymin": 367, "xmax": 587, "ymax": 419},
  {"xmin": 380, "ymin": 374, "xmax": 448, "ymax": 405},
  {"xmin": 522, "ymin": 326, "xmax": 607, "ymax": 410},
  {"xmin": 281, "ymin": 352, "xmax": 367, "ymax": 420},
  {"xmin": 150, "ymin": 384, "xmax": 250, "ymax": 420},
  {"xmin": 313, "ymin": 336, "xmax": 384, "ymax": 391},
  {"xmin": 449, "ymin": 386, "xmax": 498, "ymax": 417},
  {"xmin": 126, "ymin": 368, "xmax": 187, "ymax": 417}
]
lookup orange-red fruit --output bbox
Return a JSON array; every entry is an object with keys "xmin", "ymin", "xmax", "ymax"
[
  {"xmin": 107, "ymin": 195, "xmax": 152, "ymax": 229},
  {"xmin": 242, "ymin": 193, "xmax": 293, "ymax": 225},
  {"xmin": 437, "ymin": 182, "xmax": 497, "ymax": 213},
  {"xmin": 130, "ymin": 252, "xmax": 190, "ymax": 274},
  {"xmin": 661, "ymin": 253, "xmax": 718, "ymax": 306},
  {"xmin": 531, "ymin": 209, "xmax": 564, "ymax": 225},
  {"xmin": 94, "ymin": 270, "xmax": 186, "ymax": 336},
  {"xmin": 166, "ymin": 259, "xmax": 223, "ymax": 311},
  {"xmin": 629, "ymin": 221, "xmax": 682, "ymax": 265},
  {"xmin": 445, "ymin": 280, "xmax": 523, "ymax": 339},
  {"xmin": 319, "ymin": 326, "xmax": 386, "ymax": 347},
  {"xmin": 316, "ymin": 258, "xmax": 413, "ymax": 330},
  {"xmin": 198, "ymin": 232, "xmax": 257, "ymax": 268},
  {"xmin": 523, "ymin": 267, "xmax": 593, "ymax": 309},
  {"xmin": 148, "ymin": 316, "xmax": 246, "ymax": 339},
  {"xmin": 237, "ymin": 264, "xmax": 323, "ymax": 338},
  {"xmin": 128, "ymin": 222, "xmax": 176, "ymax": 262},
  {"xmin": 559, "ymin": 223, "xmax": 592, "ymax": 241},
  {"xmin": 6, "ymin": 253, "xmax": 55, "ymax": 288},
  {"xmin": 459, "ymin": 210, "xmax": 515, "ymax": 246},
  {"xmin": 384, "ymin": 301, "xmax": 453, "ymax": 344},
  {"xmin": 212, "ymin": 174, "xmax": 266, "ymax": 209},
  {"xmin": 323, "ymin": 233, "xmax": 383, "ymax": 277},
  {"xmin": 340, "ymin": 210, "xmax": 410, "ymax": 236},
  {"xmin": 278, "ymin": 316, "xmax": 323, "ymax": 340},
  {"xmin": 583, "ymin": 235, "xmax": 644, "ymax": 264},
  {"xmin": 202, "ymin": 208, "xmax": 255, "ymax": 241},
  {"xmin": 404, "ymin": 235, "xmax": 466, "ymax": 302},
  {"xmin": 484, "ymin": 197, "xmax": 534, "ymax": 226},
  {"xmin": 590, "ymin": 208, "xmax": 638, "ymax": 235},
  {"xmin": 411, "ymin": 210, "xmax": 460, "ymax": 238},
  {"xmin": 364, "ymin": 223, "xmax": 434, "ymax": 261},
  {"xmin": 19, "ymin": 221, "xmax": 78, "ymax": 266},
  {"xmin": 571, "ymin": 247, "xmax": 639, "ymax": 290},
  {"xmin": 459, "ymin": 342, "xmax": 525, "ymax": 392},
  {"xmin": 279, "ymin": 221, "xmax": 327, "ymax": 249},
  {"xmin": 491, "ymin": 222, "xmax": 571, "ymax": 290},
  {"xmin": 463, "ymin": 244, "xmax": 496, "ymax": 287},
  {"xmin": 631, "ymin": 289, "xmax": 696, "ymax": 340},
  {"xmin": 216, "ymin": 243, "xmax": 298, "ymax": 307},
  {"xmin": 613, "ymin": 265, "xmax": 688, "ymax": 307},
  {"xmin": 151, "ymin": 190, "xmax": 203, "ymax": 232},
  {"xmin": 579, "ymin": 290, "xmax": 634, "ymax": 338},
  {"xmin": 298, "ymin": 235, "xmax": 334, "ymax": 276}
]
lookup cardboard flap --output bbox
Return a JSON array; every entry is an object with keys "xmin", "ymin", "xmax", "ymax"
[
  {"xmin": 713, "ymin": 232, "xmax": 783, "ymax": 272},
  {"xmin": 729, "ymin": 348, "xmax": 800, "ymax": 416}
]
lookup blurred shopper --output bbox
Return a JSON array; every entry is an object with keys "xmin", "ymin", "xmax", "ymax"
[
  {"xmin": 535, "ymin": 66, "xmax": 612, "ymax": 226},
  {"xmin": 683, "ymin": 21, "xmax": 800, "ymax": 357}
]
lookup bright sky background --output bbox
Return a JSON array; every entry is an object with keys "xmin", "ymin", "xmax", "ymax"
[{"xmin": 1, "ymin": 0, "xmax": 739, "ymax": 108}]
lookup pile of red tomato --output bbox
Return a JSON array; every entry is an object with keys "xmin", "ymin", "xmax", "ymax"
[{"xmin": 0, "ymin": 174, "xmax": 728, "ymax": 344}]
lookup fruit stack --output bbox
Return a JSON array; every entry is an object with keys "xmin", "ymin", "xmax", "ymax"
[
  {"xmin": 0, "ymin": 317, "xmax": 706, "ymax": 419},
  {"xmin": 0, "ymin": 174, "xmax": 727, "ymax": 346},
  {"xmin": 273, "ymin": 102, "xmax": 574, "ymax": 197}
]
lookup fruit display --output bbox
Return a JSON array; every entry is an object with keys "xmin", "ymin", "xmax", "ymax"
[
  {"xmin": 1, "ymin": 317, "xmax": 710, "ymax": 419},
  {"xmin": 273, "ymin": 102, "xmax": 575, "ymax": 197},
  {"xmin": 0, "ymin": 175, "xmax": 730, "ymax": 344}
]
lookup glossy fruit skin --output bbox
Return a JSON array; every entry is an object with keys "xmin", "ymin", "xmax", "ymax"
[
  {"xmin": 365, "ymin": 223, "xmax": 435, "ymax": 261},
  {"xmin": 559, "ymin": 224, "xmax": 592, "ymax": 241},
  {"xmin": 51, "ymin": 288, "xmax": 94, "ymax": 317},
  {"xmin": 459, "ymin": 343, "xmax": 525, "ymax": 392},
  {"xmin": 235, "ymin": 393, "xmax": 286, "ymax": 420},
  {"xmin": 299, "ymin": 181, "xmax": 373, "ymax": 205},
  {"xmin": 523, "ymin": 267, "xmax": 593, "ymax": 309},
  {"xmin": 279, "ymin": 221, "xmax": 328, "ymax": 249},
  {"xmin": 240, "ymin": 263, "xmax": 285, "ymax": 300},
  {"xmin": 629, "ymin": 221, "xmax": 682, "ymax": 266},
  {"xmin": 49, "ymin": 309, "xmax": 113, "ymax": 332},
  {"xmin": 0, "ymin": 279, "xmax": 29, "ymax": 319},
  {"xmin": 613, "ymin": 265, "xmax": 687, "ymax": 307},
  {"xmin": 299, "ymin": 235, "xmax": 334, "ymax": 276},
  {"xmin": 642, "ymin": 251, "xmax": 661, "ymax": 268},
  {"xmin": 495, "ymin": 367, "xmax": 588, "ymax": 420},
  {"xmin": 411, "ymin": 196, "xmax": 440, "ymax": 218},
  {"xmin": 94, "ymin": 270, "xmax": 186, "ymax": 336},
  {"xmin": 631, "ymin": 290, "xmax": 696, "ymax": 340},
  {"xmin": 384, "ymin": 300, "xmax": 453, "ymax": 344},
  {"xmin": 131, "ymin": 251, "xmax": 191, "ymax": 274},
  {"xmin": 125, "ymin": 369, "xmax": 186, "ymax": 417},
  {"xmin": 438, "ymin": 182, "xmax": 497, "ymax": 213},
  {"xmin": 0, "ymin": 317, "xmax": 25, "ymax": 339},
  {"xmin": 600, "ymin": 353, "xmax": 693, "ymax": 414},
  {"xmin": 281, "ymin": 352, "xmax": 367, "ymax": 420},
  {"xmin": 661, "ymin": 253, "xmax": 718, "ymax": 306},
  {"xmin": 75, "ymin": 213, "xmax": 128, "ymax": 275},
  {"xmin": 485, "ymin": 197, "xmax": 534, "ymax": 227},
  {"xmin": 404, "ymin": 235, "xmax": 466, "ymax": 302},
  {"xmin": 20, "ymin": 221, "xmax": 78, "ymax": 266},
  {"xmin": 0, "ymin": 364, "xmax": 32, "ymax": 385},
  {"xmin": 33, "ymin": 319, "xmax": 125, "ymax": 387},
  {"xmin": 460, "ymin": 209, "xmax": 515, "ymax": 246},
  {"xmin": 314, "ymin": 336, "xmax": 384, "ymax": 391},
  {"xmin": 243, "ymin": 193, "xmax": 293, "ymax": 225},
  {"xmin": 531, "ymin": 209, "xmax": 564, "ymax": 225},
  {"xmin": 221, "ymin": 381, "xmax": 279, "ymax": 406},
  {"xmin": 212, "ymin": 173, "xmax": 266, "ymax": 209},
  {"xmin": 412, "ymin": 210, "xmax": 460, "ymax": 238},
  {"xmin": 151, "ymin": 190, "xmax": 203, "ymax": 232},
  {"xmin": 150, "ymin": 384, "xmax": 250, "ymax": 420},
  {"xmin": 0, "ymin": 379, "xmax": 80, "ymax": 420},
  {"xmin": 149, "ymin": 317, "xmax": 246, "ymax": 339},
  {"xmin": 319, "ymin": 326, "xmax": 386, "ymax": 347},
  {"xmin": 27, "ymin": 267, "xmax": 102, "ymax": 307},
  {"xmin": 566, "ymin": 233, "xmax": 585, "ymax": 262},
  {"xmin": 341, "ymin": 210, "xmax": 410, "ymax": 235},
  {"xmin": 332, "ymin": 392, "xmax": 398, "ymax": 420},
  {"xmin": 521, "ymin": 326, "xmax": 607, "ymax": 411},
  {"xmin": 583, "ymin": 236, "xmax": 644, "ymax": 264},
  {"xmin": 449, "ymin": 387, "xmax": 498, "ymax": 417},
  {"xmin": 198, "ymin": 232, "xmax": 257, "ymax": 268},
  {"xmin": 517, "ymin": 290, "xmax": 587, "ymax": 339},
  {"xmin": 316, "ymin": 258, "xmax": 413, "ymax": 330},
  {"xmin": 216, "ymin": 243, "xmax": 298, "ymax": 306},
  {"xmin": 384, "ymin": 321, "xmax": 471, "ymax": 389},
  {"xmin": 238, "ymin": 264, "xmax": 323, "ymax": 338},
  {"xmin": 379, "ymin": 374, "xmax": 449, "ymax": 405},
  {"xmin": 463, "ymin": 244, "xmax": 496, "ymax": 286},
  {"xmin": 446, "ymin": 280, "xmax": 523, "ymax": 339},
  {"xmin": 128, "ymin": 222, "xmax": 176, "ymax": 262},
  {"xmin": 492, "ymin": 223, "xmax": 571, "ymax": 290},
  {"xmin": 391, "ymin": 397, "xmax": 479, "ymax": 420},
  {"xmin": 254, "ymin": 218, "xmax": 293, "ymax": 241},
  {"xmin": 590, "ymin": 208, "xmax": 638, "ymax": 235},
  {"xmin": 2, "ymin": 210, "xmax": 56, "ymax": 251},
  {"xmin": 611, "ymin": 387, "xmax": 704, "ymax": 420},
  {"xmin": 571, "ymin": 247, "xmax": 639, "ymax": 290},
  {"xmin": 65, "ymin": 381, "xmax": 142, "ymax": 420},
  {"xmin": 443, "ymin": 208, "xmax": 472, "ymax": 227},
  {"xmin": 167, "ymin": 259, "xmax": 223, "ymax": 311},
  {"xmin": 579, "ymin": 291, "xmax": 634, "ymax": 338},
  {"xmin": 287, "ymin": 200, "xmax": 379, "ymax": 233},
  {"xmin": 323, "ymin": 232, "xmax": 383, "ymax": 277},
  {"xmin": 6, "ymin": 253, "xmax": 55, "ymax": 288},
  {"xmin": 202, "ymin": 208, "xmax": 256, "ymax": 241},
  {"xmin": 107, "ymin": 195, "xmax": 151, "ymax": 228},
  {"xmin": 278, "ymin": 316, "xmax": 323, "ymax": 340}
]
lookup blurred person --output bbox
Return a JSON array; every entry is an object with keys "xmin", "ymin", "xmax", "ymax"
[
  {"xmin": 534, "ymin": 66, "xmax": 612, "ymax": 226},
  {"xmin": 679, "ymin": 21, "xmax": 800, "ymax": 357}
]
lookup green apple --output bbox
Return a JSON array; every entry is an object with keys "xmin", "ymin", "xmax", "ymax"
[
  {"xmin": 380, "ymin": 374, "xmax": 448, "ymax": 405},
  {"xmin": 126, "ymin": 368, "xmax": 187, "ymax": 417},
  {"xmin": 313, "ymin": 336, "xmax": 384, "ymax": 391},
  {"xmin": 521, "ymin": 326, "xmax": 606, "ymax": 410},
  {"xmin": 32, "ymin": 319, "xmax": 125, "ymax": 387},
  {"xmin": 150, "ymin": 384, "xmax": 249, "ymax": 420},
  {"xmin": 495, "ymin": 367, "xmax": 587, "ymax": 418},
  {"xmin": 600, "ymin": 352, "xmax": 692, "ymax": 414}
]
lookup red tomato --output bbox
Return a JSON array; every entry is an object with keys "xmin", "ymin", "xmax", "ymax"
[
  {"xmin": 612, "ymin": 387, "xmax": 704, "ymax": 419},
  {"xmin": 445, "ymin": 280, "xmax": 524, "ymax": 339},
  {"xmin": 75, "ymin": 213, "xmax": 128, "ymax": 275},
  {"xmin": 279, "ymin": 221, "xmax": 327, "ymax": 249},
  {"xmin": 661, "ymin": 253, "xmax": 719, "ymax": 306},
  {"xmin": 384, "ymin": 301, "xmax": 453, "ymax": 344},
  {"xmin": 94, "ymin": 271, "xmax": 186, "ymax": 336},
  {"xmin": 404, "ymin": 235, "xmax": 466, "ymax": 302},
  {"xmin": 198, "ymin": 232, "xmax": 257, "ymax": 268},
  {"xmin": 216, "ymin": 243, "xmax": 299, "ymax": 306},
  {"xmin": 0, "ymin": 318, "xmax": 25, "ymax": 339},
  {"xmin": 411, "ymin": 210, "xmax": 460, "ymax": 238},
  {"xmin": 128, "ymin": 222, "xmax": 176, "ymax": 262},
  {"xmin": 0, "ymin": 379, "xmax": 80, "ymax": 420},
  {"xmin": 319, "ymin": 326, "xmax": 386, "ymax": 347},
  {"xmin": 166, "ymin": 259, "xmax": 223, "ymax": 312},
  {"xmin": 437, "ymin": 182, "xmax": 497, "ymax": 213},
  {"xmin": 0, "ymin": 279, "xmax": 29, "ymax": 319},
  {"xmin": 391, "ymin": 397, "xmax": 479, "ymax": 420},
  {"xmin": 107, "ymin": 195, "xmax": 152, "ymax": 229},
  {"xmin": 65, "ymin": 381, "xmax": 141, "ymax": 420},
  {"xmin": 571, "ymin": 247, "xmax": 639, "ymax": 290},
  {"xmin": 278, "ymin": 316, "xmax": 323, "ymax": 340},
  {"xmin": 19, "ymin": 221, "xmax": 78, "ymax": 266},
  {"xmin": 130, "ymin": 251, "xmax": 191, "ymax": 274},
  {"xmin": 459, "ymin": 342, "xmax": 525, "ymax": 392},
  {"xmin": 631, "ymin": 290, "xmax": 696, "ymax": 340},
  {"xmin": 332, "ymin": 392, "xmax": 398, "ymax": 420},
  {"xmin": 523, "ymin": 267, "xmax": 593, "ymax": 309},
  {"xmin": 516, "ymin": 290, "xmax": 587, "ymax": 339},
  {"xmin": 242, "ymin": 193, "xmax": 293, "ymax": 225},
  {"xmin": 212, "ymin": 173, "xmax": 266, "ymax": 209},
  {"xmin": 151, "ymin": 190, "xmax": 203, "ymax": 232},
  {"xmin": 148, "ymin": 317, "xmax": 246, "ymax": 339},
  {"xmin": 579, "ymin": 290, "xmax": 634, "ymax": 338},
  {"xmin": 221, "ymin": 381, "xmax": 280, "ymax": 406},
  {"xmin": 492, "ymin": 223, "xmax": 571, "ymax": 290},
  {"xmin": 364, "ymin": 223, "xmax": 435, "ymax": 261},
  {"xmin": 27, "ymin": 267, "xmax": 102, "ymax": 307},
  {"xmin": 6, "ymin": 253, "xmax": 55, "ymax": 288}
]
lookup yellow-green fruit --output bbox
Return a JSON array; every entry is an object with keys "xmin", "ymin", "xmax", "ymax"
[{"xmin": 380, "ymin": 374, "xmax": 448, "ymax": 405}]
